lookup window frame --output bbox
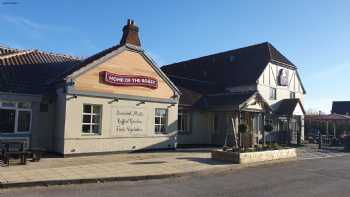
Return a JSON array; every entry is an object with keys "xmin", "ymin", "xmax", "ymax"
[
  {"xmin": 154, "ymin": 108, "xmax": 168, "ymax": 134},
  {"xmin": 81, "ymin": 104, "xmax": 102, "ymax": 135},
  {"xmin": 178, "ymin": 111, "xmax": 191, "ymax": 134},
  {"xmin": 0, "ymin": 101, "xmax": 32, "ymax": 134},
  {"xmin": 269, "ymin": 87, "xmax": 277, "ymax": 100}
]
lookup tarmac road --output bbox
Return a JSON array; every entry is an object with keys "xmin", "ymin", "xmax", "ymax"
[{"xmin": 2, "ymin": 155, "xmax": 350, "ymax": 197}]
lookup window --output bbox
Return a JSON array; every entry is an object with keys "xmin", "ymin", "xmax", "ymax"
[
  {"xmin": 290, "ymin": 92, "xmax": 296, "ymax": 99},
  {"xmin": 82, "ymin": 104, "xmax": 102, "ymax": 134},
  {"xmin": 155, "ymin": 108, "xmax": 167, "ymax": 134},
  {"xmin": 269, "ymin": 88, "xmax": 277, "ymax": 100},
  {"xmin": 0, "ymin": 101, "xmax": 31, "ymax": 133},
  {"xmin": 178, "ymin": 111, "xmax": 190, "ymax": 133}
]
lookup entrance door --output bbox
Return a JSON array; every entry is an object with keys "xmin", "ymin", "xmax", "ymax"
[
  {"xmin": 289, "ymin": 116, "xmax": 301, "ymax": 145},
  {"xmin": 211, "ymin": 113, "xmax": 228, "ymax": 146}
]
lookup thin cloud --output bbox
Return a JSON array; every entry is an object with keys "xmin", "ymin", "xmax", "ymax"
[
  {"xmin": 307, "ymin": 63, "xmax": 350, "ymax": 80},
  {"xmin": 1, "ymin": 15, "xmax": 76, "ymax": 40},
  {"xmin": 1, "ymin": 15, "xmax": 74, "ymax": 32}
]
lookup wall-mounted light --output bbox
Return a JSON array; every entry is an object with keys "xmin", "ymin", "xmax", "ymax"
[
  {"xmin": 136, "ymin": 101, "xmax": 146, "ymax": 106},
  {"xmin": 67, "ymin": 95, "xmax": 77, "ymax": 101},
  {"xmin": 108, "ymin": 98, "xmax": 119, "ymax": 104}
]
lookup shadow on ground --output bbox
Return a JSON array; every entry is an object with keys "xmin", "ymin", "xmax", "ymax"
[{"xmin": 176, "ymin": 157, "xmax": 233, "ymax": 165}]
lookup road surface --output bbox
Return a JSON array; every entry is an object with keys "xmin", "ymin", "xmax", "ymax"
[{"xmin": 2, "ymin": 155, "xmax": 350, "ymax": 197}]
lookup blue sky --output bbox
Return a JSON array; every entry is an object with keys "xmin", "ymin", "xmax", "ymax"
[{"xmin": 0, "ymin": 0, "xmax": 349, "ymax": 113}]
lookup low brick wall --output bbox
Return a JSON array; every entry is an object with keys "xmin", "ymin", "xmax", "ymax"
[{"xmin": 211, "ymin": 148, "xmax": 297, "ymax": 164}]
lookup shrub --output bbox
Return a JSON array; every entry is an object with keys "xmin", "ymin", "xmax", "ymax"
[
  {"xmin": 264, "ymin": 124, "xmax": 273, "ymax": 132},
  {"xmin": 238, "ymin": 124, "xmax": 247, "ymax": 133}
]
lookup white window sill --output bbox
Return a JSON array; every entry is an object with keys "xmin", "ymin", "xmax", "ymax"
[{"xmin": 81, "ymin": 133, "xmax": 101, "ymax": 137}]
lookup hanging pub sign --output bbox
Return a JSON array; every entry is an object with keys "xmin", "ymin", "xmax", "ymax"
[
  {"xmin": 102, "ymin": 71, "xmax": 158, "ymax": 89},
  {"xmin": 277, "ymin": 69, "xmax": 289, "ymax": 86}
]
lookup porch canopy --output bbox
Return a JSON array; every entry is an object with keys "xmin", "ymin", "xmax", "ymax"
[
  {"xmin": 274, "ymin": 99, "xmax": 305, "ymax": 117},
  {"xmin": 194, "ymin": 91, "xmax": 271, "ymax": 112}
]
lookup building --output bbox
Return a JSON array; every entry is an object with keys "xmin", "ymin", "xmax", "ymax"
[
  {"xmin": 0, "ymin": 20, "xmax": 180, "ymax": 155},
  {"xmin": 0, "ymin": 19, "xmax": 306, "ymax": 155},
  {"xmin": 161, "ymin": 43, "xmax": 306, "ymax": 147},
  {"xmin": 332, "ymin": 101, "xmax": 350, "ymax": 115}
]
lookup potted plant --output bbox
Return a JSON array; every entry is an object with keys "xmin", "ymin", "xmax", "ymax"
[{"xmin": 238, "ymin": 124, "xmax": 248, "ymax": 151}]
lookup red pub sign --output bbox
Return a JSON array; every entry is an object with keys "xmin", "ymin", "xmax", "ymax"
[{"xmin": 103, "ymin": 71, "xmax": 158, "ymax": 89}]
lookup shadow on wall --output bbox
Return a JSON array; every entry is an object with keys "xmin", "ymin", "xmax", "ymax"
[{"xmin": 127, "ymin": 120, "xmax": 178, "ymax": 153}]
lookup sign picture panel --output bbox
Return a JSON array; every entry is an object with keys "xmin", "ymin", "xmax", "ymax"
[{"xmin": 102, "ymin": 71, "xmax": 158, "ymax": 89}]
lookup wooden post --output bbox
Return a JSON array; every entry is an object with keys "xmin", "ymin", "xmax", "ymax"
[
  {"xmin": 231, "ymin": 116, "xmax": 238, "ymax": 149},
  {"xmin": 262, "ymin": 114, "xmax": 266, "ymax": 146},
  {"xmin": 333, "ymin": 121, "xmax": 336, "ymax": 137}
]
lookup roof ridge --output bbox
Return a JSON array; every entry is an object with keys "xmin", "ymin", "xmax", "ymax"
[
  {"xmin": 0, "ymin": 50, "xmax": 34, "ymax": 60},
  {"xmin": 168, "ymin": 74, "xmax": 216, "ymax": 84},
  {"xmin": 266, "ymin": 42, "xmax": 273, "ymax": 61},
  {"xmin": 31, "ymin": 49, "xmax": 81, "ymax": 61},
  {"xmin": 163, "ymin": 42, "xmax": 269, "ymax": 67},
  {"xmin": 1, "ymin": 45, "xmax": 81, "ymax": 61}
]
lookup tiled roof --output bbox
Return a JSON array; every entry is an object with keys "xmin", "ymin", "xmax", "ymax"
[
  {"xmin": 162, "ymin": 42, "xmax": 297, "ymax": 89},
  {"xmin": 195, "ymin": 91, "xmax": 257, "ymax": 109},
  {"xmin": 177, "ymin": 86, "xmax": 203, "ymax": 107},
  {"xmin": 331, "ymin": 101, "xmax": 350, "ymax": 115},
  {"xmin": 0, "ymin": 45, "xmax": 23, "ymax": 56},
  {"xmin": 0, "ymin": 46, "xmax": 81, "ymax": 94}
]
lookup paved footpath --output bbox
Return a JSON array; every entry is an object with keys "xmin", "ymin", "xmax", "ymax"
[
  {"xmin": 2, "ymin": 154, "xmax": 350, "ymax": 197},
  {"xmin": 0, "ymin": 151, "xmax": 234, "ymax": 187},
  {"xmin": 0, "ymin": 146, "xmax": 349, "ymax": 187}
]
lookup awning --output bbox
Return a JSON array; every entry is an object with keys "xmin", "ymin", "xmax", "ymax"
[
  {"xmin": 195, "ymin": 91, "xmax": 271, "ymax": 112},
  {"xmin": 274, "ymin": 99, "xmax": 305, "ymax": 116}
]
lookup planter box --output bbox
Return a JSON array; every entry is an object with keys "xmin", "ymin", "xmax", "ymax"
[{"xmin": 211, "ymin": 148, "xmax": 297, "ymax": 164}]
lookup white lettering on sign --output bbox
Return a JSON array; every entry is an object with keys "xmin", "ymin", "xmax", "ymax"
[
  {"xmin": 111, "ymin": 107, "xmax": 146, "ymax": 135},
  {"xmin": 103, "ymin": 71, "xmax": 158, "ymax": 89}
]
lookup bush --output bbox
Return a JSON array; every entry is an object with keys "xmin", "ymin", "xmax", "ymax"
[
  {"xmin": 264, "ymin": 124, "xmax": 273, "ymax": 132},
  {"xmin": 238, "ymin": 124, "xmax": 247, "ymax": 133},
  {"xmin": 265, "ymin": 143, "xmax": 282, "ymax": 150}
]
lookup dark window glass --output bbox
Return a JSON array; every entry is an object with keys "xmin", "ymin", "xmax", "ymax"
[
  {"xmin": 155, "ymin": 109, "xmax": 167, "ymax": 134},
  {"xmin": 82, "ymin": 104, "xmax": 102, "ymax": 134},
  {"xmin": 17, "ymin": 111, "xmax": 31, "ymax": 132},
  {"xmin": 92, "ymin": 115, "xmax": 100, "ymax": 124},
  {"xmin": 83, "ymin": 105, "xmax": 91, "ymax": 113},
  {"xmin": 83, "ymin": 115, "xmax": 91, "ymax": 123},
  {"xmin": 270, "ymin": 88, "xmax": 277, "ymax": 100},
  {"xmin": 93, "ymin": 106, "xmax": 101, "ymax": 114},
  {"xmin": 178, "ymin": 112, "xmax": 190, "ymax": 133},
  {"xmin": 290, "ymin": 92, "xmax": 296, "ymax": 99},
  {"xmin": 82, "ymin": 125, "xmax": 90, "ymax": 133},
  {"xmin": 0, "ymin": 109, "xmax": 15, "ymax": 133},
  {"xmin": 92, "ymin": 125, "xmax": 99, "ymax": 134}
]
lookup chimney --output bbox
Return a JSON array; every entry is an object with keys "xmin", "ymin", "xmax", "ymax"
[{"xmin": 119, "ymin": 19, "xmax": 141, "ymax": 47}]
